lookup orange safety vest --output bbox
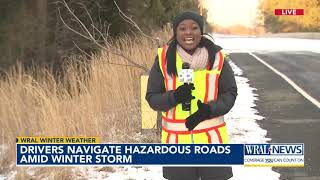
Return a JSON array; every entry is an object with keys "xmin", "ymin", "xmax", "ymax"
[{"xmin": 158, "ymin": 45, "xmax": 229, "ymax": 144}]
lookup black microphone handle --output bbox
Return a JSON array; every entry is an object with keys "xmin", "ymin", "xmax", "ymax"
[
  {"xmin": 182, "ymin": 62, "xmax": 191, "ymax": 111},
  {"xmin": 182, "ymin": 83, "xmax": 191, "ymax": 111}
]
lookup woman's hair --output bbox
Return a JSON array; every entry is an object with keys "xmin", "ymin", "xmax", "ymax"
[{"xmin": 165, "ymin": 33, "xmax": 221, "ymax": 77}]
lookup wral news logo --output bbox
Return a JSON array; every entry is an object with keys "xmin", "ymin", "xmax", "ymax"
[
  {"xmin": 244, "ymin": 144, "xmax": 303, "ymax": 155},
  {"xmin": 244, "ymin": 144, "xmax": 304, "ymax": 167}
]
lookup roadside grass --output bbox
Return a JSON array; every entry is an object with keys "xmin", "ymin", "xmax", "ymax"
[{"xmin": 0, "ymin": 31, "xmax": 171, "ymax": 179}]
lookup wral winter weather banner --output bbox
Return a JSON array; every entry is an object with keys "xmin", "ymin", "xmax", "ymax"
[{"xmin": 16, "ymin": 137, "xmax": 304, "ymax": 167}]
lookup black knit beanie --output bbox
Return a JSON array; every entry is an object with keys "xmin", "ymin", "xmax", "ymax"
[{"xmin": 172, "ymin": 11, "xmax": 204, "ymax": 35}]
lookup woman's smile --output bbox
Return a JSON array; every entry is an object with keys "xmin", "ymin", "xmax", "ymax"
[{"xmin": 184, "ymin": 37, "xmax": 195, "ymax": 44}]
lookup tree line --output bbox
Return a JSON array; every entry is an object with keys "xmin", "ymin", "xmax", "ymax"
[{"xmin": 0, "ymin": 0, "xmax": 201, "ymax": 72}]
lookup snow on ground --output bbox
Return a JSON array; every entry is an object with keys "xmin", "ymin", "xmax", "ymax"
[
  {"xmin": 75, "ymin": 166, "xmax": 166, "ymax": 180},
  {"xmin": 0, "ymin": 144, "xmax": 17, "ymax": 180},
  {"xmin": 226, "ymin": 61, "xmax": 280, "ymax": 180},
  {"xmin": 213, "ymin": 35, "xmax": 320, "ymax": 53},
  {"xmin": 226, "ymin": 61, "xmax": 269, "ymax": 144}
]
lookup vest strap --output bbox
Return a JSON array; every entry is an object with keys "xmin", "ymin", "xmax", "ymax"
[
  {"xmin": 162, "ymin": 122, "xmax": 226, "ymax": 134},
  {"xmin": 162, "ymin": 117, "xmax": 225, "ymax": 132}
]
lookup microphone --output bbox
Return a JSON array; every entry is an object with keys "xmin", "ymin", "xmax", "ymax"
[{"xmin": 179, "ymin": 63, "xmax": 193, "ymax": 111}]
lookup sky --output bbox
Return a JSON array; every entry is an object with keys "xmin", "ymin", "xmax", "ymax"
[{"xmin": 204, "ymin": 0, "xmax": 260, "ymax": 27}]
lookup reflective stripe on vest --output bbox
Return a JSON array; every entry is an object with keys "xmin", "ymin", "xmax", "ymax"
[
  {"xmin": 158, "ymin": 46, "xmax": 177, "ymax": 119},
  {"xmin": 162, "ymin": 116, "xmax": 224, "ymax": 132},
  {"xmin": 158, "ymin": 46, "xmax": 226, "ymax": 144}
]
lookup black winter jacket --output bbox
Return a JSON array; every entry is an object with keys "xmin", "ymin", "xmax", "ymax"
[{"xmin": 145, "ymin": 42, "xmax": 237, "ymax": 119}]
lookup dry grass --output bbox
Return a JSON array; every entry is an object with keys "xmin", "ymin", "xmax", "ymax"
[{"xmin": 0, "ymin": 33, "xmax": 170, "ymax": 179}]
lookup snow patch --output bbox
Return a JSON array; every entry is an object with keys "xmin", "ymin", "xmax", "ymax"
[
  {"xmin": 214, "ymin": 36, "xmax": 320, "ymax": 53},
  {"xmin": 106, "ymin": 166, "xmax": 165, "ymax": 180},
  {"xmin": 226, "ymin": 61, "xmax": 280, "ymax": 180}
]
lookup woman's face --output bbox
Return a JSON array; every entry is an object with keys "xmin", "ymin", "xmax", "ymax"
[{"xmin": 176, "ymin": 19, "xmax": 202, "ymax": 52}]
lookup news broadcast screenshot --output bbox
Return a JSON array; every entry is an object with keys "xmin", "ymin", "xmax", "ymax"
[{"xmin": 0, "ymin": 0, "xmax": 319, "ymax": 179}]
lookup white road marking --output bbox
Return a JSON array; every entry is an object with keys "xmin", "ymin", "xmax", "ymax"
[{"xmin": 249, "ymin": 52, "xmax": 320, "ymax": 109}]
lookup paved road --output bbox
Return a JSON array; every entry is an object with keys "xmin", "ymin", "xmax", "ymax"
[
  {"xmin": 254, "ymin": 51, "xmax": 320, "ymax": 101},
  {"xmin": 230, "ymin": 52, "xmax": 320, "ymax": 180}
]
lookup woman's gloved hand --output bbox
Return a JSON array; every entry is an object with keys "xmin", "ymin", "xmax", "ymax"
[
  {"xmin": 173, "ymin": 83, "xmax": 195, "ymax": 104},
  {"xmin": 185, "ymin": 100, "xmax": 211, "ymax": 131}
]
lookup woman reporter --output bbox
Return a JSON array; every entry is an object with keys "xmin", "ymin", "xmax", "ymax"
[{"xmin": 146, "ymin": 11, "xmax": 237, "ymax": 180}]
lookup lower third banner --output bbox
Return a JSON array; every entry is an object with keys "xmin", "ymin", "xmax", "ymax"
[{"xmin": 16, "ymin": 144, "xmax": 243, "ymax": 166}]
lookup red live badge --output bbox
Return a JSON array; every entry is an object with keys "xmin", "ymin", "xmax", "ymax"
[{"xmin": 275, "ymin": 9, "xmax": 304, "ymax": 15}]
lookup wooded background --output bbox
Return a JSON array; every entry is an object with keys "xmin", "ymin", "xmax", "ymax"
[
  {"xmin": 0, "ymin": 0, "xmax": 201, "ymax": 72},
  {"xmin": 0, "ymin": 0, "xmax": 319, "ymax": 72}
]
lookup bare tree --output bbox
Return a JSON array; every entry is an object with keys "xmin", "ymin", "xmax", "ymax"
[{"xmin": 57, "ymin": 0, "xmax": 164, "ymax": 72}]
